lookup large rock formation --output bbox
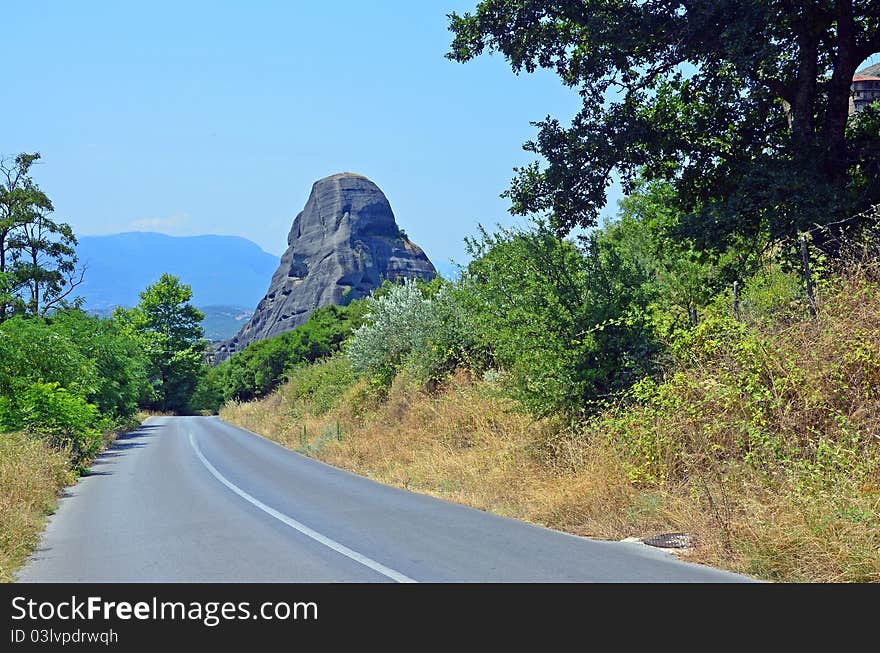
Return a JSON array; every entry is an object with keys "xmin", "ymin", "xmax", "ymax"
[{"xmin": 215, "ymin": 173, "xmax": 436, "ymax": 360}]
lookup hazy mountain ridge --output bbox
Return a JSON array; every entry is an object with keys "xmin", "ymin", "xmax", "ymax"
[{"xmin": 75, "ymin": 232, "xmax": 279, "ymax": 310}]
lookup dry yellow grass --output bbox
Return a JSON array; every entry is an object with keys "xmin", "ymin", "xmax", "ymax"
[
  {"xmin": 225, "ymin": 372, "xmax": 548, "ymax": 518},
  {"xmin": 0, "ymin": 416, "xmax": 143, "ymax": 583},
  {"xmin": 0, "ymin": 432, "xmax": 72, "ymax": 582},
  {"xmin": 223, "ymin": 373, "xmax": 880, "ymax": 582}
]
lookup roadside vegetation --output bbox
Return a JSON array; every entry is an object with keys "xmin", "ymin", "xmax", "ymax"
[
  {"xmin": 197, "ymin": 300, "xmax": 371, "ymax": 408},
  {"xmin": 0, "ymin": 432, "xmax": 70, "ymax": 582},
  {"xmin": 224, "ymin": 228, "xmax": 880, "ymax": 582},
  {"xmin": 0, "ymin": 153, "xmax": 214, "ymax": 580},
  {"xmin": 220, "ymin": 0, "xmax": 880, "ymax": 580}
]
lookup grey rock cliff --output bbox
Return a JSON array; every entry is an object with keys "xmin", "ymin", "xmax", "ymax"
[{"xmin": 215, "ymin": 173, "xmax": 436, "ymax": 360}]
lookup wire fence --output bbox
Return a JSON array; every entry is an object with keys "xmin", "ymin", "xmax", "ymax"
[
  {"xmin": 770, "ymin": 204, "xmax": 880, "ymax": 319},
  {"xmin": 801, "ymin": 203, "xmax": 880, "ymax": 254}
]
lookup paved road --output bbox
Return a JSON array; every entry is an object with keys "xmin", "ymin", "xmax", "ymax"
[{"xmin": 18, "ymin": 416, "xmax": 750, "ymax": 582}]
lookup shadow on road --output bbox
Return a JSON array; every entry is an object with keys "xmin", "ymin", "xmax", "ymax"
[{"xmin": 83, "ymin": 422, "xmax": 160, "ymax": 476}]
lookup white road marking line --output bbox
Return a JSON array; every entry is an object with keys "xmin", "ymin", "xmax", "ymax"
[{"xmin": 188, "ymin": 431, "xmax": 417, "ymax": 583}]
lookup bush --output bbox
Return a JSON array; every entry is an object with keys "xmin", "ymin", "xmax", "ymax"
[
  {"xmin": 50, "ymin": 309, "xmax": 150, "ymax": 418},
  {"xmin": 190, "ymin": 367, "xmax": 225, "ymax": 414},
  {"xmin": 347, "ymin": 278, "xmax": 480, "ymax": 389},
  {"xmin": 15, "ymin": 383, "xmax": 104, "ymax": 468},
  {"xmin": 0, "ymin": 311, "xmax": 149, "ymax": 420},
  {"xmin": 0, "ymin": 317, "xmax": 91, "ymax": 397},
  {"xmin": 347, "ymin": 279, "xmax": 432, "ymax": 387},
  {"xmin": 596, "ymin": 270, "xmax": 880, "ymax": 486},
  {"xmin": 0, "ymin": 311, "xmax": 146, "ymax": 467},
  {"xmin": 457, "ymin": 222, "xmax": 659, "ymax": 417}
]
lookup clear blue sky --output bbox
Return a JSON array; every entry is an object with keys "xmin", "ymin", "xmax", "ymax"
[{"xmin": 3, "ymin": 1, "xmax": 602, "ymax": 274}]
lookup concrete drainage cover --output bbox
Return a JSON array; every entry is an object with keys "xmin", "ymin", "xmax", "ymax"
[{"xmin": 641, "ymin": 533, "xmax": 692, "ymax": 549}]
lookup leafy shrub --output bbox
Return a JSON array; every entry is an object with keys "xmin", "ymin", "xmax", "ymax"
[
  {"xmin": 0, "ymin": 317, "xmax": 90, "ymax": 396},
  {"xmin": 602, "ymin": 179, "xmax": 737, "ymax": 329},
  {"xmin": 0, "ymin": 311, "xmax": 149, "ymax": 420},
  {"xmin": 0, "ymin": 311, "xmax": 148, "ymax": 467},
  {"xmin": 50, "ymin": 309, "xmax": 150, "ymax": 418},
  {"xmin": 15, "ymin": 383, "xmax": 104, "ymax": 468},
  {"xmin": 595, "ymin": 270, "xmax": 880, "ymax": 487},
  {"xmin": 347, "ymin": 279, "xmax": 432, "ymax": 387},
  {"xmin": 457, "ymin": 222, "xmax": 659, "ymax": 417},
  {"xmin": 190, "ymin": 368, "xmax": 225, "ymax": 414},
  {"xmin": 703, "ymin": 264, "xmax": 806, "ymax": 328},
  {"xmin": 346, "ymin": 278, "xmax": 480, "ymax": 389}
]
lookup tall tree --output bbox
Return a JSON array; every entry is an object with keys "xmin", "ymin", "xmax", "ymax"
[
  {"xmin": 448, "ymin": 1, "xmax": 880, "ymax": 251},
  {"xmin": 0, "ymin": 152, "xmax": 82, "ymax": 318},
  {"xmin": 115, "ymin": 274, "xmax": 207, "ymax": 413},
  {"xmin": 10, "ymin": 211, "xmax": 82, "ymax": 317},
  {"xmin": 0, "ymin": 154, "xmax": 44, "ymax": 319}
]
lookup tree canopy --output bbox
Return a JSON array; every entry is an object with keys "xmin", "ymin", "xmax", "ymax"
[
  {"xmin": 0, "ymin": 153, "xmax": 83, "ymax": 318},
  {"xmin": 448, "ymin": 1, "xmax": 880, "ymax": 251}
]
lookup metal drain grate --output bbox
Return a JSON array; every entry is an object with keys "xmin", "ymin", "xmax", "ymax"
[{"xmin": 641, "ymin": 532, "xmax": 692, "ymax": 549}]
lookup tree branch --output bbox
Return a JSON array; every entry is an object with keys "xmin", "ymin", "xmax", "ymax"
[{"xmin": 40, "ymin": 263, "xmax": 86, "ymax": 317}]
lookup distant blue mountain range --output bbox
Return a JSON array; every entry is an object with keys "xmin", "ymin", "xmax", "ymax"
[{"xmin": 75, "ymin": 232, "xmax": 279, "ymax": 311}]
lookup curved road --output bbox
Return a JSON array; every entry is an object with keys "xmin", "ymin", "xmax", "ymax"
[{"xmin": 18, "ymin": 417, "xmax": 749, "ymax": 582}]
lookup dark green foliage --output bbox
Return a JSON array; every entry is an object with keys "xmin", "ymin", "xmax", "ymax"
[
  {"xmin": 0, "ymin": 316, "xmax": 90, "ymax": 397},
  {"xmin": 190, "ymin": 370, "xmax": 225, "ymax": 415},
  {"xmin": 448, "ymin": 2, "xmax": 880, "ymax": 249},
  {"xmin": 10, "ymin": 212, "xmax": 80, "ymax": 317},
  {"xmin": 0, "ymin": 153, "xmax": 83, "ymax": 319},
  {"xmin": 49, "ymin": 309, "xmax": 150, "ymax": 418},
  {"xmin": 847, "ymin": 104, "xmax": 880, "ymax": 207},
  {"xmin": 212, "ymin": 300, "xmax": 369, "ymax": 404},
  {"xmin": 459, "ymin": 220, "xmax": 659, "ymax": 417},
  {"xmin": 598, "ymin": 178, "xmax": 746, "ymax": 331}
]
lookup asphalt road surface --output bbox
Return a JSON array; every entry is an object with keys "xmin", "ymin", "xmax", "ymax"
[{"xmin": 18, "ymin": 416, "xmax": 750, "ymax": 582}]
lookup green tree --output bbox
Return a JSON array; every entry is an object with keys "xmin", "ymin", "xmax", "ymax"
[
  {"xmin": 600, "ymin": 178, "xmax": 741, "ymax": 329},
  {"xmin": 10, "ymin": 211, "xmax": 81, "ymax": 316},
  {"xmin": 0, "ymin": 153, "xmax": 82, "ymax": 318},
  {"xmin": 448, "ymin": 2, "xmax": 880, "ymax": 250},
  {"xmin": 1, "ymin": 154, "xmax": 46, "ymax": 320},
  {"xmin": 116, "ymin": 273, "xmax": 207, "ymax": 413},
  {"xmin": 51, "ymin": 309, "xmax": 150, "ymax": 418}
]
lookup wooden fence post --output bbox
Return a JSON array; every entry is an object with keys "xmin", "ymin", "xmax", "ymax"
[
  {"xmin": 733, "ymin": 280, "xmax": 741, "ymax": 321},
  {"xmin": 800, "ymin": 235, "xmax": 817, "ymax": 318}
]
